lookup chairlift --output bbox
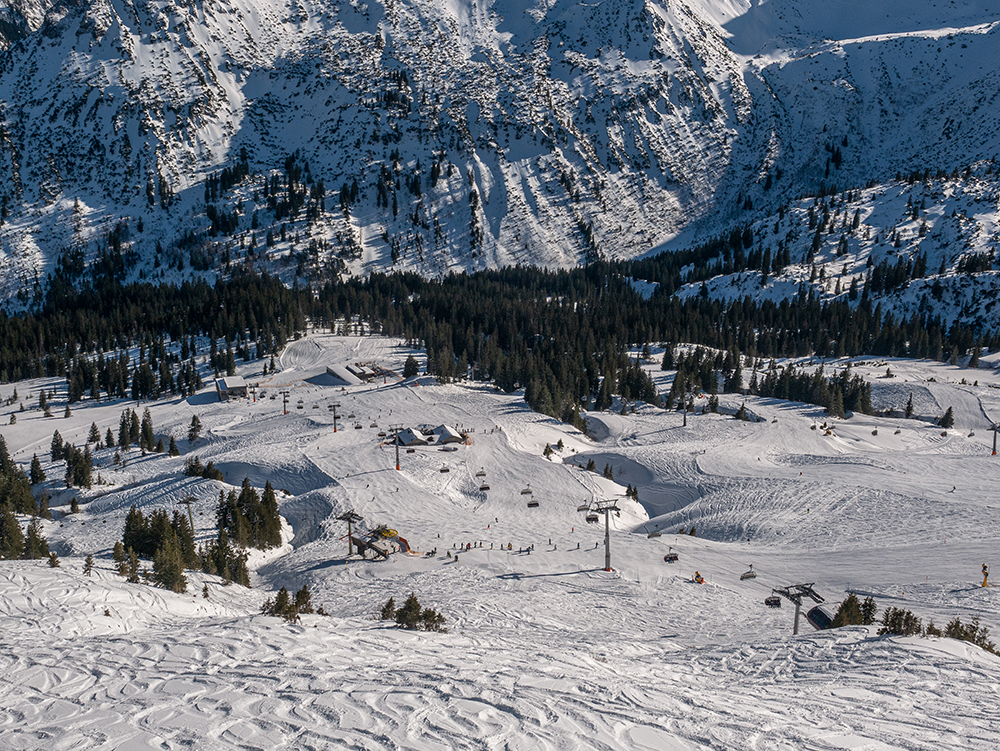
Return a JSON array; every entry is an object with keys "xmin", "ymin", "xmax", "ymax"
[
  {"xmin": 894, "ymin": 427, "xmax": 901, "ymax": 435},
  {"xmin": 764, "ymin": 595, "xmax": 782, "ymax": 608},
  {"xmin": 440, "ymin": 465, "xmax": 450, "ymax": 473},
  {"xmin": 576, "ymin": 503, "xmax": 591, "ymax": 512},
  {"xmin": 771, "ymin": 418, "xmax": 778, "ymax": 424},
  {"xmin": 354, "ymin": 422, "xmax": 362, "ymax": 429},
  {"xmin": 871, "ymin": 428, "xmax": 878, "ymax": 436},
  {"xmin": 527, "ymin": 499, "xmax": 539, "ymax": 508},
  {"xmin": 520, "ymin": 485, "xmax": 533, "ymax": 495},
  {"xmin": 475, "ymin": 469, "xmax": 487, "ymax": 478},
  {"xmin": 296, "ymin": 404, "xmax": 303, "ymax": 410},
  {"xmin": 969, "ymin": 430, "xmax": 976, "ymax": 438},
  {"xmin": 663, "ymin": 547, "xmax": 678, "ymax": 563},
  {"xmin": 377, "ymin": 431, "xmax": 387, "ymax": 438},
  {"xmin": 313, "ymin": 404, "xmax": 319, "ymax": 409},
  {"xmin": 586, "ymin": 513, "xmax": 599, "ymax": 523},
  {"xmin": 406, "ymin": 448, "xmax": 415, "ymax": 453},
  {"xmin": 370, "ymin": 422, "xmax": 378, "ymax": 428},
  {"xmin": 348, "ymin": 413, "xmax": 355, "ymax": 419},
  {"xmin": 479, "ymin": 483, "xmax": 490, "ymax": 492},
  {"xmin": 740, "ymin": 564, "xmax": 756, "ymax": 581},
  {"xmin": 647, "ymin": 530, "xmax": 661, "ymax": 538}
]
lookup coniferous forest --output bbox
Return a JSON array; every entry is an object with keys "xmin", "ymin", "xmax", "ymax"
[{"xmin": 0, "ymin": 253, "xmax": 995, "ymax": 427}]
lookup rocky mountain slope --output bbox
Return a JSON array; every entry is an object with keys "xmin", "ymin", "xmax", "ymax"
[{"xmin": 0, "ymin": 0, "xmax": 998, "ymax": 322}]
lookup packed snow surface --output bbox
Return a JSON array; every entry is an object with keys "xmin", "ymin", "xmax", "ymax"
[{"xmin": 3, "ymin": 333, "xmax": 1000, "ymax": 748}]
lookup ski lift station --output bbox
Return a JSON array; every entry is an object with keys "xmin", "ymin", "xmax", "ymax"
[
  {"xmin": 324, "ymin": 365, "xmax": 364, "ymax": 387},
  {"xmin": 396, "ymin": 428, "xmax": 430, "ymax": 446},
  {"xmin": 430, "ymin": 424, "xmax": 464, "ymax": 444},
  {"xmin": 216, "ymin": 375, "xmax": 247, "ymax": 401}
]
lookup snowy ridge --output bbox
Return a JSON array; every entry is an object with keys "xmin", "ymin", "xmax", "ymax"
[
  {"xmin": 2, "ymin": 332, "xmax": 1000, "ymax": 746},
  {"xmin": 0, "ymin": 0, "xmax": 997, "ymax": 310}
]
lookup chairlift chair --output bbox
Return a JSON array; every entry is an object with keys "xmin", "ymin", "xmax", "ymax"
[
  {"xmin": 406, "ymin": 448, "xmax": 415, "ymax": 453},
  {"xmin": 348, "ymin": 413, "xmax": 355, "ymax": 419},
  {"xmin": 740, "ymin": 564, "xmax": 756, "ymax": 581},
  {"xmin": 969, "ymin": 430, "xmax": 976, "ymax": 437},
  {"xmin": 527, "ymin": 499, "xmax": 539, "ymax": 508},
  {"xmin": 894, "ymin": 427, "xmax": 901, "ymax": 435},
  {"xmin": 586, "ymin": 513, "xmax": 599, "ymax": 523},
  {"xmin": 354, "ymin": 422, "xmax": 362, "ymax": 429},
  {"xmin": 764, "ymin": 595, "xmax": 782, "ymax": 608},
  {"xmin": 475, "ymin": 469, "xmax": 486, "ymax": 478},
  {"xmin": 479, "ymin": 483, "xmax": 490, "ymax": 491},
  {"xmin": 647, "ymin": 530, "xmax": 661, "ymax": 538},
  {"xmin": 370, "ymin": 422, "xmax": 378, "ymax": 428},
  {"xmin": 440, "ymin": 465, "xmax": 450, "ymax": 473},
  {"xmin": 521, "ymin": 485, "xmax": 533, "ymax": 495},
  {"xmin": 663, "ymin": 547, "xmax": 678, "ymax": 563},
  {"xmin": 577, "ymin": 504, "xmax": 591, "ymax": 512},
  {"xmin": 377, "ymin": 431, "xmax": 387, "ymax": 438}
]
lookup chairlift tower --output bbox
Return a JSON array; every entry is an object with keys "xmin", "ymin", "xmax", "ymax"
[
  {"xmin": 336, "ymin": 510, "xmax": 364, "ymax": 556},
  {"xmin": 771, "ymin": 583, "xmax": 824, "ymax": 635},
  {"xmin": 993, "ymin": 423, "xmax": 998, "ymax": 456},
  {"xmin": 177, "ymin": 495, "xmax": 196, "ymax": 531},
  {"xmin": 581, "ymin": 498, "xmax": 621, "ymax": 571},
  {"xmin": 389, "ymin": 424, "xmax": 403, "ymax": 470},
  {"xmin": 280, "ymin": 390, "xmax": 290, "ymax": 415},
  {"xmin": 331, "ymin": 402, "xmax": 341, "ymax": 433}
]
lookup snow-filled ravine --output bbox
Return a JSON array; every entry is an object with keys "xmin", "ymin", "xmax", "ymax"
[{"xmin": 2, "ymin": 332, "xmax": 1000, "ymax": 749}]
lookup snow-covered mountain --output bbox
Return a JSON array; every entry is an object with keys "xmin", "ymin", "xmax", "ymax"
[{"xmin": 0, "ymin": 0, "xmax": 998, "ymax": 311}]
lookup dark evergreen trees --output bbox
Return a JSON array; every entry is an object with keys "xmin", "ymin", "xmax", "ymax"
[
  {"xmin": 29, "ymin": 454, "xmax": 45, "ymax": 484},
  {"xmin": 939, "ymin": 407, "xmax": 955, "ymax": 428},
  {"xmin": 23, "ymin": 518, "xmax": 49, "ymax": 559},
  {"xmin": 403, "ymin": 354, "xmax": 419, "ymax": 378},
  {"xmin": 216, "ymin": 479, "xmax": 282, "ymax": 550},
  {"xmin": 188, "ymin": 416, "xmax": 203, "ymax": 444}
]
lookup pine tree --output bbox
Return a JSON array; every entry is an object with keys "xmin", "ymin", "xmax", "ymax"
[
  {"xmin": 860, "ymin": 596, "xmax": 878, "ymax": 625},
  {"xmin": 294, "ymin": 585, "xmax": 314, "ymax": 615},
  {"xmin": 403, "ymin": 354, "xmax": 419, "ymax": 378},
  {"xmin": 140, "ymin": 409, "xmax": 155, "ymax": 452},
  {"xmin": 29, "ymin": 454, "xmax": 45, "ymax": 484},
  {"xmin": 126, "ymin": 548, "xmax": 140, "ymax": 583},
  {"xmin": 0, "ymin": 502, "xmax": 24, "ymax": 559},
  {"xmin": 168, "ymin": 436, "xmax": 179, "ymax": 456},
  {"xmin": 904, "ymin": 393, "xmax": 914, "ymax": 418},
  {"xmin": 105, "ymin": 428, "xmax": 115, "ymax": 448},
  {"xmin": 188, "ymin": 415, "xmax": 203, "ymax": 443},
  {"xmin": 380, "ymin": 597, "xmax": 397, "ymax": 620},
  {"xmin": 832, "ymin": 592, "xmax": 863, "ymax": 627},
  {"xmin": 23, "ymin": 518, "xmax": 49, "ymax": 559},
  {"xmin": 48, "ymin": 551, "xmax": 60, "ymax": 567},
  {"xmin": 88, "ymin": 422, "xmax": 101, "ymax": 445},
  {"xmin": 50, "ymin": 430, "xmax": 64, "ymax": 461},
  {"xmin": 939, "ymin": 406, "xmax": 955, "ymax": 429},
  {"xmin": 118, "ymin": 411, "xmax": 131, "ymax": 449},
  {"xmin": 153, "ymin": 533, "xmax": 187, "ymax": 593},
  {"xmin": 83, "ymin": 554, "xmax": 94, "ymax": 576}
]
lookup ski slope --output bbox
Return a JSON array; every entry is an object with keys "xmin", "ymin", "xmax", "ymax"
[{"xmin": 2, "ymin": 332, "xmax": 1000, "ymax": 748}]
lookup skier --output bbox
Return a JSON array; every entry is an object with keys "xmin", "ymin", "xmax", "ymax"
[{"xmin": 984, "ymin": 563, "xmax": 990, "ymax": 588}]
